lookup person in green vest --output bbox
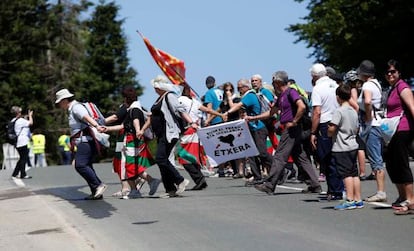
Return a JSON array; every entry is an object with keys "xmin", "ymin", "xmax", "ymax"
[
  {"xmin": 31, "ymin": 129, "xmax": 46, "ymax": 167},
  {"xmin": 58, "ymin": 129, "xmax": 72, "ymax": 165}
]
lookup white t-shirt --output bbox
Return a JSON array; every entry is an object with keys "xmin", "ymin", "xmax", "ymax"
[
  {"xmin": 14, "ymin": 117, "xmax": 31, "ymax": 148},
  {"xmin": 357, "ymin": 79, "xmax": 382, "ymax": 126},
  {"xmin": 68, "ymin": 101, "xmax": 89, "ymax": 136},
  {"xmin": 311, "ymin": 76, "xmax": 339, "ymax": 123},
  {"xmin": 178, "ymin": 96, "xmax": 202, "ymax": 123}
]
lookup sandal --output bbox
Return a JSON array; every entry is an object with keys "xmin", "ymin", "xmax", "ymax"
[{"xmin": 393, "ymin": 204, "xmax": 414, "ymax": 215}]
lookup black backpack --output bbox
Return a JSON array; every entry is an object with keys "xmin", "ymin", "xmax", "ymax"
[{"xmin": 5, "ymin": 118, "xmax": 19, "ymax": 146}]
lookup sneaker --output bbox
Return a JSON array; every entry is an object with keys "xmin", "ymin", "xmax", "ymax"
[
  {"xmin": 366, "ymin": 173, "xmax": 376, "ymax": 180},
  {"xmin": 354, "ymin": 200, "xmax": 365, "ymax": 209},
  {"xmin": 112, "ymin": 190, "xmax": 130, "ymax": 197},
  {"xmin": 94, "ymin": 183, "xmax": 107, "ymax": 198},
  {"xmin": 302, "ymin": 185, "xmax": 322, "ymax": 194},
  {"xmin": 122, "ymin": 189, "xmax": 141, "ymax": 199},
  {"xmin": 148, "ymin": 178, "xmax": 161, "ymax": 196},
  {"xmin": 232, "ymin": 173, "xmax": 244, "ymax": 179},
  {"xmin": 84, "ymin": 194, "xmax": 103, "ymax": 200},
  {"xmin": 159, "ymin": 191, "xmax": 178, "ymax": 199},
  {"xmin": 359, "ymin": 175, "xmax": 367, "ymax": 181},
  {"xmin": 254, "ymin": 183, "xmax": 274, "ymax": 195},
  {"xmin": 364, "ymin": 193, "xmax": 387, "ymax": 202},
  {"xmin": 334, "ymin": 200, "xmax": 356, "ymax": 210},
  {"xmin": 22, "ymin": 176, "xmax": 32, "ymax": 179},
  {"xmin": 176, "ymin": 179, "xmax": 189, "ymax": 194},
  {"xmin": 318, "ymin": 174, "xmax": 326, "ymax": 182}
]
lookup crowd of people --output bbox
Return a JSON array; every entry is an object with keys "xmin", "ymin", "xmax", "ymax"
[{"xmin": 9, "ymin": 58, "xmax": 413, "ymax": 216}]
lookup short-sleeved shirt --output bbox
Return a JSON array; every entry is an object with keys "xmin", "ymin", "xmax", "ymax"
[
  {"xmin": 14, "ymin": 117, "xmax": 31, "ymax": 148},
  {"xmin": 357, "ymin": 79, "xmax": 382, "ymax": 126},
  {"xmin": 330, "ymin": 105, "xmax": 359, "ymax": 152},
  {"xmin": 179, "ymin": 96, "xmax": 202, "ymax": 123},
  {"xmin": 311, "ymin": 76, "xmax": 339, "ymax": 123},
  {"xmin": 241, "ymin": 91, "xmax": 265, "ymax": 131},
  {"xmin": 387, "ymin": 79, "xmax": 414, "ymax": 131},
  {"xmin": 258, "ymin": 87, "xmax": 274, "ymax": 104},
  {"xmin": 68, "ymin": 101, "xmax": 89, "ymax": 136},
  {"xmin": 204, "ymin": 87, "xmax": 223, "ymax": 125},
  {"xmin": 277, "ymin": 88, "xmax": 301, "ymax": 124},
  {"xmin": 124, "ymin": 107, "xmax": 145, "ymax": 134}
]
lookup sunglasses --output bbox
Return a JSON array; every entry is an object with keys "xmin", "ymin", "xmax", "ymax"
[{"xmin": 386, "ymin": 70, "xmax": 397, "ymax": 75}]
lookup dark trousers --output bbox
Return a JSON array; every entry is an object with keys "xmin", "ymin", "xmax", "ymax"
[
  {"xmin": 183, "ymin": 164, "xmax": 204, "ymax": 185},
  {"xmin": 249, "ymin": 127, "xmax": 273, "ymax": 180},
  {"xmin": 74, "ymin": 141, "xmax": 102, "ymax": 194},
  {"xmin": 12, "ymin": 145, "xmax": 29, "ymax": 178},
  {"xmin": 59, "ymin": 146, "xmax": 72, "ymax": 165},
  {"xmin": 317, "ymin": 123, "xmax": 344, "ymax": 196},
  {"xmin": 156, "ymin": 136, "xmax": 184, "ymax": 192},
  {"xmin": 265, "ymin": 126, "xmax": 319, "ymax": 190}
]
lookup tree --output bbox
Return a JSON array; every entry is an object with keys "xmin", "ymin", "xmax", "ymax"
[
  {"xmin": 288, "ymin": 0, "xmax": 414, "ymax": 84},
  {"xmin": 75, "ymin": 0, "xmax": 143, "ymax": 115}
]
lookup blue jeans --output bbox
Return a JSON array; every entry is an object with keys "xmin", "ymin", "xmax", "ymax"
[
  {"xmin": 364, "ymin": 126, "xmax": 384, "ymax": 170},
  {"xmin": 74, "ymin": 141, "xmax": 102, "ymax": 194},
  {"xmin": 317, "ymin": 123, "xmax": 344, "ymax": 196}
]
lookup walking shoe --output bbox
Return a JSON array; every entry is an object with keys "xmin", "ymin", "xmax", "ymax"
[
  {"xmin": 22, "ymin": 175, "xmax": 33, "ymax": 179},
  {"xmin": 84, "ymin": 194, "xmax": 103, "ymax": 200},
  {"xmin": 302, "ymin": 185, "xmax": 322, "ymax": 194},
  {"xmin": 354, "ymin": 200, "xmax": 364, "ymax": 209},
  {"xmin": 148, "ymin": 178, "xmax": 161, "ymax": 196},
  {"xmin": 359, "ymin": 175, "xmax": 367, "ymax": 181},
  {"xmin": 364, "ymin": 193, "xmax": 387, "ymax": 202},
  {"xmin": 94, "ymin": 183, "xmax": 107, "ymax": 198},
  {"xmin": 254, "ymin": 183, "xmax": 274, "ymax": 195},
  {"xmin": 365, "ymin": 173, "xmax": 376, "ymax": 180},
  {"xmin": 159, "ymin": 191, "xmax": 178, "ymax": 198},
  {"xmin": 112, "ymin": 190, "xmax": 130, "ymax": 197},
  {"xmin": 318, "ymin": 174, "xmax": 326, "ymax": 182},
  {"xmin": 232, "ymin": 173, "xmax": 244, "ymax": 179},
  {"xmin": 334, "ymin": 200, "xmax": 356, "ymax": 210},
  {"xmin": 326, "ymin": 194, "xmax": 343, "ymax": 201},
  {"xmin": 121, "ymin": 189, "xmax": 141, "ymax": 199},
  {"xmin": 176, "ymin": 179, "xmax": 189, "ymax": 194}
]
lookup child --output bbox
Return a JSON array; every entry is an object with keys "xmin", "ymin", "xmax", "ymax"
[{"xmin": 328, "ymin": 84, "xmax": 364, "ymax": 210}]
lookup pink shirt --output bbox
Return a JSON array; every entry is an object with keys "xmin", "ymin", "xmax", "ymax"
[{"xmin": 386, "ymin": 79, "xmax": 413, "ymax": 131}]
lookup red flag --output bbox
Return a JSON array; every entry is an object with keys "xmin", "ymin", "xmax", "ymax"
[{"xmin": 138, "ymin": 32, "xmax": 186, "ymax": 85}]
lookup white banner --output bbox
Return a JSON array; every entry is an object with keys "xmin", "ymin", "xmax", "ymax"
[{"xmin": 197, "ymin": 119, "xmax": 259, "ymax": 165}]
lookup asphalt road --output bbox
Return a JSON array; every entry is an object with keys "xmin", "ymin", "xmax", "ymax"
[{"xmin": 1, "ymin": 162, "xmax": 413, "ymax": 251}]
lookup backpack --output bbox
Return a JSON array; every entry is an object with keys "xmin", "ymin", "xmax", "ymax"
[
  {"xmin": 256, "ymin": 92, "xmax": 272, "ymax": 114},
  {"xmin": 5, "ymin": 119, "xmax": 19, "ymax": 146},
  {"xmin": 287, "ymin": 88, "xmax": 312, "ymax": 137},
  {"xmin": 81, "ymin": 102, "xmax": 106, "ymax": 126},
  {"xmin": 165, "ymin": 92, "xmax": 187, "ymax": 133}
]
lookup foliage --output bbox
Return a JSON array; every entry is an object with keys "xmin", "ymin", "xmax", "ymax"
[
  {"xmin": 0, "ymin": 0, "xmax": 143, "ymax": 165},
  {"xmin": 288, "ymin": 0, "xmax": 414, "ymax": 84}
]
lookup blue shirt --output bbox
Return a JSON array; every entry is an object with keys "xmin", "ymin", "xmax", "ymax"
[
  {"xmin": 241, "ymin": 91, "xmax": 265, "ymax": 131},
  {"xmin": 204, "ymin": 87, "xmax": 223, "ymax": 124},
  {"xmin": 259, "ymin": 87, "xmax": 274, "ymax": 104}
]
